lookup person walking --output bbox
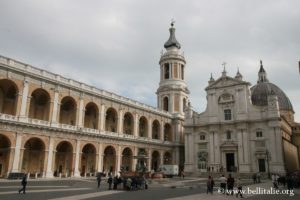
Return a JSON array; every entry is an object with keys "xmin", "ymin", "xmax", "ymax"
[
  {"xmin": 180, "ymin": 170, "xmax": 185, "ymax": 179},
  {"xmin": 256, "ymin": 172, "xmax": 261, "ymax": 183},
  {"xmin": 206, "ymin": 176, "xmax": 214, "ymax": 194},
  {"xmin": 236, "ymin": 178, "xmax": 243, "ymax": 198},
  {"xmin": 107, "ymin": 175, "xmax": 113, "ymax": 190},
  {"xmin": 272, "ymin": 174, "xmax": 278, "ymax": 189},
  {"xmin": 18, "ymin": 176, "xmax": 27, "ymax": 194},
  {"xmin": 97, "ymin": 174, "xmax": 102, "ymax": 188},
  {"xmin": 252, "ymin": 173, "xmax": 257, "ymax": 184},
  {"xmin": 227, "ymin": 174, "xmax": 235, "ymax": 195},
  {"xmin": 219, "ymin": 174, "xmax": 227, "ymax": 194}
]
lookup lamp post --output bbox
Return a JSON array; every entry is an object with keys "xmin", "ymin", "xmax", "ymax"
[{"xmin": 265, "ymin": 150, "xmax": 271, "ymax": 179}]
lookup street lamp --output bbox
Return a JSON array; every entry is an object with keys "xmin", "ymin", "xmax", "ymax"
[{"xmin": 265, "ymin": 150, "xmax": 271, "ymax": 179}]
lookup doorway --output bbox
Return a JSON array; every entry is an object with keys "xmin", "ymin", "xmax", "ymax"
[
  {"xmin": 258, "ymin": 159, "xmax": 266, "ymax": 172},
  {"xmin": 226, "ymin": 153, "xmax": 235, "ymax": 172}
]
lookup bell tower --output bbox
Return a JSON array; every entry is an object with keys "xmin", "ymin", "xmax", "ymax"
[{"xmin": 157, "ymin": 22, "xmax": 189, "ymax": 117}]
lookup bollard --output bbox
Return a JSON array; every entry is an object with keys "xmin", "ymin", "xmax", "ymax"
[
  {"xmin": 27, "ymin": 173, "xmax": 30, "ymax": 179},
  {"xmin": 35, "ymin": 172, "xmax": 38, "ymax": 179},
  {"xmin": 59, "ymin": 173, "xmax": 62, "ymax": 178}
]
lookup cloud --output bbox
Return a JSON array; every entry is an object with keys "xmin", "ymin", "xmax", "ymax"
[{"xmin": 0, "ymin": 0, "xmax": 299, "ymax": 120}]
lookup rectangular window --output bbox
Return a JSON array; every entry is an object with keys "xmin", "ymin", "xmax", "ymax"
[
  {"xmin": 181, "ymin": 65, "xmax": 184, "ymax": 80},
  {"xmin": 200, "ymin": 135, "xmax": 205, "ymax": 140},
  {"xmin": 164, "ymin": 63, "xmax": 169, "ymax": 79},
  {"xmin": 256, "ymin": 131, "xmax": 263, "ymax": 138},
  {"xmin": 226, "ymin": 131, "xmax": 231, "ymax": 140},
  {"xmin": 224, "ymin": 109, "xmax": 232, "ymax": 120}
]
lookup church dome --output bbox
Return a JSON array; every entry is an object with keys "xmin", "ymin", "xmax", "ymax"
[
  {"xmin": 250, "ymin": 61, "xmax": 294, "ymax": 111},
  {"xmin": 251, "ymin": 82, "xmax": 294, "ymax": 111}
]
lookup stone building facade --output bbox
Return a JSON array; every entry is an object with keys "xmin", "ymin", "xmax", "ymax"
[
  {"xmin": 0, "ymin": 24, "xmax": 188, "ymax": 178},
  {"xmin": 184, "ymin": 62, "xmax": 300, "ymax": 176}
]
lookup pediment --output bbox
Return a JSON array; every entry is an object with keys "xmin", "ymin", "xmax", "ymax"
[{"xmin": 206, "ymin": 76, "xmax": 250, "ymax": 90}]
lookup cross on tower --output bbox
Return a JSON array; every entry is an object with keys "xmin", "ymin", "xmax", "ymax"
[
  {"xmin": 171, "ymin": 19, "xmax": 175, "ymax": 27},
  {"xmin": 222, "ymin": 62, "xmax": 227, "ymax": 71}
]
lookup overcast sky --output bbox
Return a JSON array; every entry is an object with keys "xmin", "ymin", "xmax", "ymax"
[{"xmin": 0, "ymin": 0, "xmax": 299, "ymax": 120}]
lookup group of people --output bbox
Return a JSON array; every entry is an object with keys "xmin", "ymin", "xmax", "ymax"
[
  {"xmin": 252, "ymin": 172, "xmax": 261, "ymax": 183},
  {"xmin": 97, "ymin": 173, "xmax": 148, "ymax": 191},
  {"xmin": 272, "ymin": 173, "xmax": 297, "ymax": 191},
  {"xmin": 207, "ymin": 174, "xmax": 243, "ymax": 198}
]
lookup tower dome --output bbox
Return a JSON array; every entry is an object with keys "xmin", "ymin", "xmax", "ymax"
[{"xmin": 250, "ymin": 61, "xmax": 294, "ymax": 111}]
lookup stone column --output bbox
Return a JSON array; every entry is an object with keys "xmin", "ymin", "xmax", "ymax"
[
  {"xmin": 117, "ymin": 109, "xmax": 124, "ymax": 134},
  {"xmin": 99, "ymin": 104, "xmax": 105, "ymax": 131},
  {"xmin": 73, "ymin": 140, "xmax": 81, "ymax": 177},
  {"xmin": 160, "ymin": 150, "xmax": 164, "ymax": 166},
  {"xmin": 169, "ymin": 93, "xmax": 174, "ymax": 113},
  {"xmin": 116, "ymin": 145, "xmax": 122, "ymax": 175},
  {"xmin": 97, "ymin": 143, "xmax": 103, "ymax": 172},
  {"xmin": 11, "ymin": 133, "xmax": 22, "ymax": 172},
  {"xmin": 132, "ymin": 147, "xmax": 138, "ymax": 171},
  {"xmin": 78, "ymin": 95, "xmax": 84, "ymax": 127},
  {"xmin": 147, "ymin": 118, "xmax": 152, "ymax": 139},
  {"xmin": 209, "ymin": 132, "xmax": 215, "ymax": 164},
  {"xmin": 51, "ymin": 87, "xmax": 59, "ymax": 126},
  {"xmin": 133, "ymin": 113, "xmax": 139, "ymax": 137},
  {"xmin": 147, "ymin": 149, "xmax": 152, "ymax": 171},
  {"xmin": 45, "ymin": 137, "xmax": 54, "ymax": 178},
  {"xmin": 19, "ymin": 79, "xmax": 29, "ymax": 120},
  {"xmin": 160, "ymin": 121, "xmax": 164, "ymax": 141}
]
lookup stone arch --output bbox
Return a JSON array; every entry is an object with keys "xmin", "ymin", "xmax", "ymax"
[
  {"xmin": 80, "ymin": 143, "xmax": 96, "ymax": 176},
  {"xmin": 22, "ymin": 137, "xmax": 45, "ymax": 176},
  {"xmin": 29, "ymin": 88, "xmax": 51, "ymax": 121},
  {"xmin": 121, "ymin": 147, "xmax": 133, "ymax": 172},
  {"xmin": 164, "ymin": 123, "xmax": 173, "ymax": 142},
  {"xmin": 123, "ymin": 112, "xmax": 134, "ymax": 135},
  {"xmin": 163, "ymin": 96, "xmax": 169, "ymax": 111},
  {"xmin": 0, "ymin": 134, "xmax": 11, "ymax": 178},
  {"xmin": 59, "ymin": 96, "xmax": 77, "ymax": 125},
  {"xmin": 84, "ymin": 102, "xmax": 99, "ymax": 129},
  {"xmin": 103, "ymin": 145, "xmax": 116, "ymax": 174},
  {"xmin": 105, "ymin": 107, "xmax": 118, "ymax": 132},
  {"xmin": 152, "ymin": 120, "xmax": 160, "ymax": 139},
  {"xmin": 0, "ymin": 79, "xmax": 19, "ymax": 115},
  {"xmin": 54, "ymin": 141, "xmax": 73, "ymax": 177},
  {"xmin": 151, "ymin": 150, "xmax": 161, "ymax": 172},
  {"xmin": 163, "ymin": 151, "xmax": 172, "ymax": 164},
  {"xmin": 139, "ymin": 116, "xmax": 148, "ymax": 137}
]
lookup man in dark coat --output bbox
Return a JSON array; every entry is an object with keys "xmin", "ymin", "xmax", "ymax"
[
  {"xmin": 18, "ymin": 176, "xmax": 27, "ymax": 194},
  {"xmin": 97, "ymin": 174, "xmax": 102, "ymax": 188},
  {"xmin": 108, "ymin": 175, "xmax": 113, "ymax": 190},
  {"xmin": 227, "ymin": 174, "xmax": 235, "ymax": 195}
]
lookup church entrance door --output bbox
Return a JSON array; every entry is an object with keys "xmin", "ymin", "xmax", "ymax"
[{"xmin": 226, "ymin": 153, "xmax": 235, "ymax": 172}]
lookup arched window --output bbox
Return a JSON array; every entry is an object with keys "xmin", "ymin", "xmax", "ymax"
[
  {"xmin": 152, "ymin": 120, "xmax": 160, "ymax": 139},
  {"xmin": 123, "ymin": 112, "xmax": 134, "ymax": 135},
  {"xmin": 84, "ymin": 102, "xmax": 99, "ymax": 129},
  {"xmin": 0, "ymin": 79, "xmax": 18, "ymax": 115},
  {"xmin": 163, "ymin": 97, "xmax": 169, "ymax": 111},
  {"xmin": 164, "ymin": 123, "xmax": 172, "ymax": 142},
  {"xmin": 105, "ymin": 108, "xmax": 118, "ymax": 132},
  {"xmin": 59, "ymin": 96, "xmax": 77, "ymax": 125},
  {"xmin": 29, "ymin": 89, "xmax": 51, "ymax": 121},
  {"xmin": 139, "ymin": 116, "xmax": 148, "ymax": 137}
]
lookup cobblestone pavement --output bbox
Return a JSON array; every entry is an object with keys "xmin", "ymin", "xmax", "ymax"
[{"xmin": 0, "ymin": 178, "xmax": 298, "ymax": 200}]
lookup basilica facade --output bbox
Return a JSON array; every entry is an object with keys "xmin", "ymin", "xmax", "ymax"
[
  {"xmin": 0, "ymin": 24, "xmax": 189, "ymax": 178},
  {"xmin": 184, "ymin": 62, "xmax": 300, "ymax": 176}
]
